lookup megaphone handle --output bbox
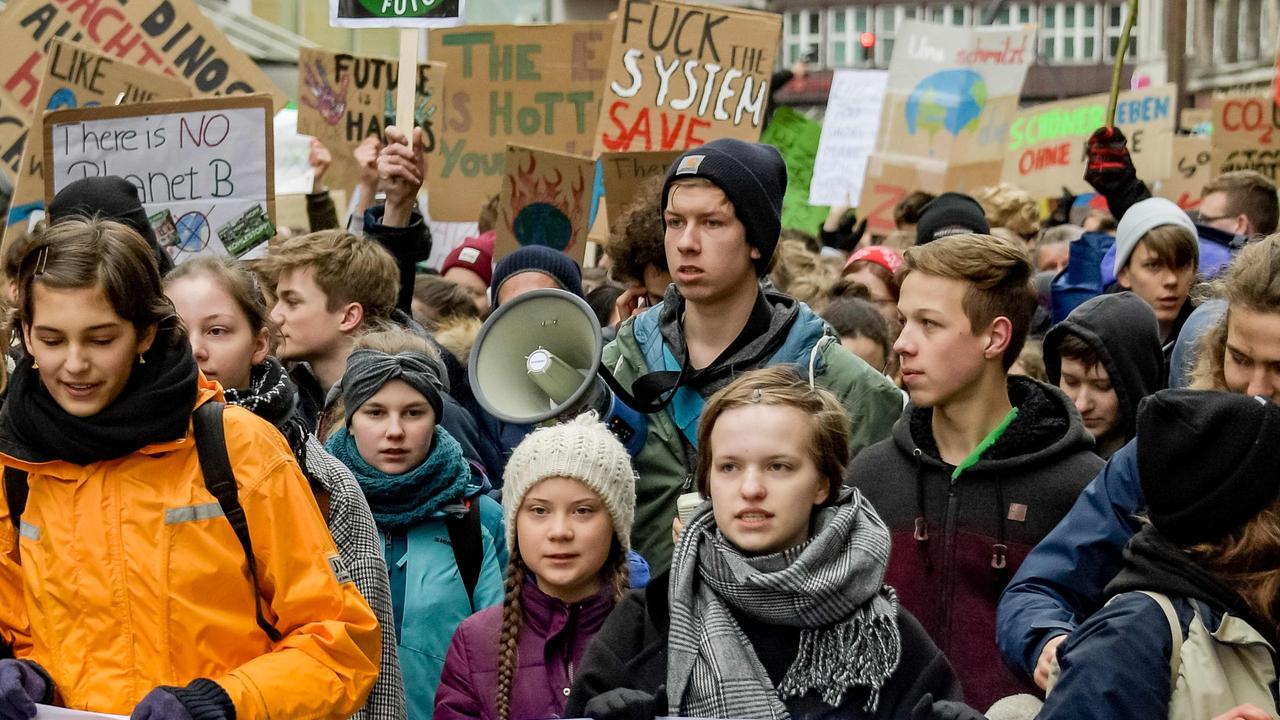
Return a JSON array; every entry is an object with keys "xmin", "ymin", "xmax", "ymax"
[{"xmin": 597, "ymin": 363, "xmax": 683, "ymax": 415}]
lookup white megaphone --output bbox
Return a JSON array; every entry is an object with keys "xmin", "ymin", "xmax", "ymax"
[{"xmin": 468, "ymin": 288, "xmax": 646, "ymax": 454}]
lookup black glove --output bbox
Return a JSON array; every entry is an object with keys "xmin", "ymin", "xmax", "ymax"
[
  {"xmin": 583, "ymin": 685, "xmax": 668, "ymax": 720},
  {"xmin": 1083, "ymin": 126, "xmax": 1151, "ymax": 220},
  {"xmin": 911, "ymin": 693, "xmax": 989, "ymax": 720},
  {"xmin": 131, "ymin": 679, "xmax": 233, "ymax": 720},
  {"xmin": 1047, "ymin": 187, "xmax": 1075, "ymax": 227},
  {"xmin": 0, "ymin": 659, "xmax": 53, "ymax": 720}
]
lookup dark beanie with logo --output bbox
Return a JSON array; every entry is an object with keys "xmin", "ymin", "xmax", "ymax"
[
  {"xmin": 915, "ymin": 192, "xmax": 991, "ymax": 245},
  {"xmin": 490, "ymin": 245, "xmax": 584, "ymax": 308},
  {"xmin": 47, "ymin": 176, "xmax": 174, "ymax": 273},
  {"xmin": 1137, "ymin": 389, "xmax": 1280, "ymax": 545},
  {"xmin": 661, "ymin": 138, "xmax": 787, "ymax": 276}
]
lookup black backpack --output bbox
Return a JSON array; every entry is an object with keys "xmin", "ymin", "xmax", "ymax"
[{"xmin": 3, "ymin": 402, "xmax": 282, "ymax": 642}]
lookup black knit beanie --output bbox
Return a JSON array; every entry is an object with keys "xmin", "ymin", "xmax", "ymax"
[
  {"xmin": 915, "ymin": 192, "xmax": 991, "ymax": 245},
  {"xmin": 490, "ymin": 245, "xmax": 584, "ymax": 307},
  {"xmin": 47, "ymin": 176, "xmax": 174, "ymax": 273},
  {"xmin": 1137, "ymin": 389, "xmax": 1280, "ymax": 545},
  {"xmin": 661, "ymin": 138, "xmax": 786, "ymax": 276}
]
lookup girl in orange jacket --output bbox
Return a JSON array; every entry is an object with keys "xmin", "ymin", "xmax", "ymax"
[{"xmin": 0, "ymin": 218, "xmax": 381, "ymax": 720}]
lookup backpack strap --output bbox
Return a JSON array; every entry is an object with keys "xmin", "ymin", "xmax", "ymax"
[
  {"xmin": 4, "ymin": 467, "xmax": 28, "ymax": 531},
  {"xmin": 1136, "ymin": 590, "xmax": 1184, "ymax": 684},
  {"xmin": 192, "ymin": 402, "xmax": 284, "ymax": 643},
  {"xmin": 444, "ymin": 498, "xmax": 483, "ymax": 612}
]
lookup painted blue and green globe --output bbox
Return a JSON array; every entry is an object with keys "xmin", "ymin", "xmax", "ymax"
[{"xmin": 905, "ymin": 69, "xmax": 988, "ymax": 139}]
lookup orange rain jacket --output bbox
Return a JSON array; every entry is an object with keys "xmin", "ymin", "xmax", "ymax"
[{"xmin": 0, "ymin": 380, "xmax": 381, "ymax": 718}]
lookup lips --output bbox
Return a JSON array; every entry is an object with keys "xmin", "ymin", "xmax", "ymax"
[
  {"xmin": 379, "ymin": 448, "xmax": 410, "ymax": 459},
  {"xmin": 901, "ymin": 368, "xmax": 923, "ymax": 383},
  {"xmin": 675, "ymin": 265, "xmax": 705, "ymax": 282},
  {"xmin": 60, "ymin": 381, "xmax": 100, "ymax": 399},
  {"xmin": 735, "ymin": 508, "xmax": 773, "ymax": 526}
]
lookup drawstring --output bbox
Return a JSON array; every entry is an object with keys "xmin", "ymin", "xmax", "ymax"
[
  {"xmin": 912, "ymin": 448, "xmax": 929, "ymax": 544},
  {"xmin": 992, "ymin": 475, "xmax": 1009, "ymax": 571}
]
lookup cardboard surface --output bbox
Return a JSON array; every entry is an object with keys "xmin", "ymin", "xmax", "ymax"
[
  {"xmin": 4, "ymin": 39, "xmax": 191, "ymax": 250},
  {"xmin": 599, "ymin": 149, "xmax": 679, "ymax": 221},
  {"xmin": 809, "ymin": 69, "xmax": 888, "ymax": 207},
  {"xmin": 44, "ymin": 95, "xmax": 276, "ymax": 261},
  {"xmin": 0, "ymin": 86, "xmax": 31, "ymax": 183},
  {"xmin": 1155, "ymin": 134, "xmax": 1213, "ymax": 212},
  {"xmin": 1211, "ymin": 93, "xmax": 1280, "ymax": 181},
  {"xmin": 593, "ymin": 0, "xmax": 781, "ymax": 156},
  {"xmin": 297, "ymin": 47, "xmax": 446, "ymax": 194},
  {"xmin": 330, "ymin": 0, "xmax": 464, "ymax": 28},
  {"xmin": 0, "ymin": 0, "xmax": 286, "ymax": 112},
  {"xmin": 858, "ymin": 155, "xmax": 1003, "ymax": 235},
  {"xmin": 761, "ymin": 106, "xmax": 828, "ymax": 235},
  {"xmin": 495, "ymin": 144, "xmax": 594, "ymax": 266},
  {"xmin": 1001, "ymin": 84, "xmax": 1176, "ymax": 198},
  {"xmin": 426, "ymin": 22, "xmax": 611, "ymax": 221}
]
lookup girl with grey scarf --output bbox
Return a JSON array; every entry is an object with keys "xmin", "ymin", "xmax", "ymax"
[{"xmin": 569, "ymin": 366, "xmax": 971, "ymax": 720}]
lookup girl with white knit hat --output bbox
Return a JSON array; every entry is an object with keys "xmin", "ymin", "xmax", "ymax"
[{"xmin": 434, "ymin": 413, "xmax": 636, "ymax": 720}]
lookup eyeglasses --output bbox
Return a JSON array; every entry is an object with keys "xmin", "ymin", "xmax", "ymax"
[{"xmin": 1193, "ymin": 211, "xmax": 1235, "ymax": 226}]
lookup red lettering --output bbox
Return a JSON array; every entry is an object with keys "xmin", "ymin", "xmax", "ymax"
[
  {"xmin": 659, "ymin": 113, "xmax": 684, "ymax": 150},
  {"xmin": 5, "ymin": 52, "xmax": 42, "ymax": 109},
  {"xmin": 602, "ymin": 100, "xmax": 639, "ymax": 151},
  {"xmin": 86, "ymin": 6, "xmax": 124, "ymax": 44},
  {"xmin": 1019, "ymin": 142, "xmax": 1072, "ymax": 174},
  {"xmin": 866, "ymin": 183, "xmax": 906, "ymax": 235},
  {"xmin": 683, "ymin": 118, "xmax": 710, "ymax": 149}
]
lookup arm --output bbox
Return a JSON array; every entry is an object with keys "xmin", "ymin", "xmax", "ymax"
[
  {"xmin": 305, "ymin": 138, "xmax": 340, "ymax": 232},
  {"xmin": 1037, "ymin": 593, "xmax": 1177, "ymax": 720},
  {"xmin": 432, "ymin": 623, "xmax": 483, "ymax": 720},
  {"xmin": 364, "ymin": 126, "xmax": 431, "ymax": 316},
  {"xmin": 348, "ymin": 135, "xmax": 383, "ymax": 233},
  {"xmin": 565, "ymin": 593, "xmax": 662, "ymax": 716},
  {"xmin": 0, "ymin": 488, "xmax": 33, "ymax": 660},
  {"xmin": 995, "ymin": 441, "xmax": 1145, "ymax": 681}
]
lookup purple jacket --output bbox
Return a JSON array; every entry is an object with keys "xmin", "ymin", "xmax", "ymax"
[{"xmin": 434, "ymin": 578, "xmax": 616, "ymax": 720}]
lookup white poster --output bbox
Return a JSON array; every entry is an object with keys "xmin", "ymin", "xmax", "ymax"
[{"xmin": 809, "ymin": 69, "xmax": 888, "ymax": 207}]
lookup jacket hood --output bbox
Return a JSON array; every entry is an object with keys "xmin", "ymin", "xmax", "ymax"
[
  {"xmin": 895, "ymin": 375, "xmax": 1096, "ymax": 473},
  {"xmin": 1044, "ymin": 292, "xmax": 1163, "ymax": 441}
]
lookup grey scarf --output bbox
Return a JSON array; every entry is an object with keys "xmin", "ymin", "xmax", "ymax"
[{"xmin": 666, "ymin": 487, "xmax": 902, "ymax": 719}]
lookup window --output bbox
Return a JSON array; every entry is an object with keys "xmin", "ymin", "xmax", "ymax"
[
  {"xmin": 931, "ymin": 6, "xmax": 945, "ymax": 22},
  {"xmin": 1045, "ymin": 5, "xmax": 1056, "ymax": 27},
  {"xmin": 786, "ymin": 10, "xmax": 824, "ymax": 65},
  {"xmin": 1085, "ymin": 5, "xmax": 1096, "ymax": 27},
  {"xmin": 1084, "ymin": 36, "xmax": 1095, "ymax": 57},
  {"xmin": 883, "ymin": 38, "xmax": 895, "ymax": 61},
  {"xmin": 789, "ymin": 43, "xmax": 802, "ymax": 62},
  {"xmin": 1065, "ymin": 4, "xmax": 1076, "ymax": 27},
  {"xmin": 1043, "ymin": 36, "xmax": 1056, "ymax": 59},
  {"xmin": 835, "ymin": 11, "xmax": 847, "ymax": 32},
  {"xmin": 789, "ymin": 12, "xmax": 801, "ymax": 35},
  {"xmin": 1064, "ymin": 36, "xmax": 1075, "ymax": 56},
  {"xmin": 809, "ymin": 12, "xmax": 820, "ymax": 34},
  {"xmin": 1019, "ymin": 5, "xmax": 1032, "ymax": 23},
  {"xmin": 995, "ymin": 5, "xmax": 1011, "ymax": 23},
  {"xmin": 856, "ymin": 7, "xmax": 870, "ymax": 31},
  {"xmin": 834, "ymin": 41, "xmax": 848, "ymax": 64}
]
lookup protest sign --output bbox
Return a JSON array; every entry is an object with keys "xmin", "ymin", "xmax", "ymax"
[
  {"xmin": 761, "ymin": 106, "xmax": 828, "ymax": 235},
  {"xmin": 427, "ymin": 22, "xmax": 610, "ymax": 221},
  {"xmin": 330, "ymin": 0, "xmax": 463, "ymax": 28},
  {"xmin": 274, "ymin": 108, "xmax": 315, "ymax": 195},
  {"xmin": 1156, "ymin": 134, "xmax": 1213, "ymax": 211},
  {"xmin": 0, "ymin": 0, "xmax": 286, "ymax": 113},
  {"xmin": 495, "ymin": 144, "xmax": 594, "ymax": 266},
  {"xmin": 297, "ymin": 47, "xmax": 446, "ymax": 193},
  {"xmin": 44, "ymin": 95, "xmax": 275, "ymax": 261},
  {"xmin": 809, "ymin": 69, "xmax": 887, "ymax": 207},
  {"xmin": 858, "ymin": 155, "xmax": 1003, "ymax": 235},
  {"xmin": 4, "ymin": 39, "xmax": 192, "ymax": 250},
  {"xmin": 599, "ymin": 149, "xmax": 679, "ymax": 221},
  {"xmin": 0, "ymin": 86, "xmax": 31, "ymax": 183},
  {"xmin": 1001, "ymin": 84, "xmax": 1176, "ymax": 198},
  {"xmin": 1211, "ymin": 93, "xmax": 1280, "ymax": 180},
  {"xmin": 594, "ymin": 0, "xmax": 782, "ymax": 156}
]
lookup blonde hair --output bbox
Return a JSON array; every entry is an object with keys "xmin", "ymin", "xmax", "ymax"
[
  {"xmin": 901, "ymin": 233, "xmax": 1037, "ymax": 370},
  {"xmin": 1191, "ymin": 235, "xmax": 1280, "ymax": 391},
  {"xmin": 260, "ymin": 229, "xmax": 399, "ymax": 323},
  {"xmin": 771, "ymin": 239, "xmax": 837, "ymax": 309},
  {"xmin": 977, "ymin": 183, "xmax": 1041, "ymax": 240}
]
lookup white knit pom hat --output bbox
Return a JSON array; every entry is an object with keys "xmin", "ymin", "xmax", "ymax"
[{"xmin": 502, "ymin": 412, "xmax": 636, "ymax": 557}]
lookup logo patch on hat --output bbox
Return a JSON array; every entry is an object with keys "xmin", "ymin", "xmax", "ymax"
[
  {"xmin": 676, "ymin": 155, "xmax": 705, "ymax": 175},
  {"xmin": 458, "ymin": 247, "xmax": 481, "ymax": 264}
]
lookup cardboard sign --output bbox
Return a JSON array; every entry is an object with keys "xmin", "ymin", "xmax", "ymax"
[
  {"xmin": 809, "ymin": 69, "xmax": 887, "ymax": 207},
  {"xmin": 0, "ymin": 0, "xmax": 286, "ymax": 113},
  {"xmin": 1001, "ymin": 84, "xmax": 1176, "ymax": 198},
  {"xmin": 426, "ymin": 22, "xmax": 610, "ymax": 222},
  {"xmin": 858, "ymin": 155, "xmax": 1004, "ymax": 235},
  {"xmin": 44, "ymin": 95, "xmax": 275, "ymax": 261},
  {"xmin": 495, "ymin": 144, "xmax": 594, "ymax": 266},
  {"xmin": 599, "ymin": 149, "xmax": 679, "ymax": 220},
  {"xmin": 594, "ymin": 0, "xmax": 782, "ymax": 156},
  {"xmin": 330, "ymin": 0, "xmax": 464, "ymax": 28},
  {"xmin": 761, "ymin": 106, "xmax": 828, "ymax": 235},
  {"xmin": 4, "ymin": 39, "xmax": 191, "ymax": 249},
  {"xmin": 1155, "ymin": 135, "xmax": 1213, "ymax": 211},
  {"xmin": 1211, "ymin": 93, "xmax": 1280, "ymax": 180},
  {"xmin": 0, "ymin": 86, "xmax": 31, "ymax": 183},
  {"xmin": 297, "ymin": 47, "xmax": 445, "ymax": 193}
]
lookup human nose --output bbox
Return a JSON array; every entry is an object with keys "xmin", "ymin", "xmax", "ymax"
[
  {"xmin": 190, "ymin": 334, "xmax": 208, "ymax": 362},
  {"xmin": 1073, "ymin": 387, "xmax": 1093, "ymax": 414},
  {"xmin": 547, "ymin": 512, "xmax": 574, "ymax": 541},
  {"xmin": 1246, "ymin": 369, "xmax": 1278, "ymax": 403},
  {"xmin": 673, "ymin": 223, "xmax": 699, "ymax": 255},
  {"xmin": 740, "ymin": 467, "xmax": 767, "ymax": 500},
  {"xmin": 385, "ymin": 414, "xmax": 406, "ymax": 439},
  {"xmin": 269, "ymin": 299, "xmax": 286, "ymax": 326},
  {"xmin": 65, "ymin": 342, "xmax": 91, "ymax": 374}
]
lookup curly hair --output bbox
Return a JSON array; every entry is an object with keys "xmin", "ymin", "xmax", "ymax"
[
  {"xmin": 606, "ymin": 175, "xmax": 668, "ymax": 285},
  {"xmin": 977, "ymin": 183, "xmax": 1041, "ymax": 240},
  {"xmin": 1191, "ymin": 234, "xmax": 1280, "ymax": 391}
]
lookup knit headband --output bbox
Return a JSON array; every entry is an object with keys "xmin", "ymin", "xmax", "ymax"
[{"xmin": 341, "ymin": 349, "xmax": 445, "ymax": 425}]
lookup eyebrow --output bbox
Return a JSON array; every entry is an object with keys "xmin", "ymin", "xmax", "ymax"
[
  {"xmin": 525, "ymin": 496, "xmax": 601, "ymax": 505},
  {"xmin": 32, "ymin": 323, "xmax": 121, "ymax": 332}
]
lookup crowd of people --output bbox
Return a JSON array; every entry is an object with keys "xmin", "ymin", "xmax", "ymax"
[{"xmin": 0, "ymin": 115, "xmax": 1276, "ymax": 720}]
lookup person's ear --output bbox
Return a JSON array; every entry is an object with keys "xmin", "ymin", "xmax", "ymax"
[
  {"xmin": 136, "ymin": 324, "xmax": 159, "ymax": 355},
  {"xmin": 984, "ymin": 316, "xmax": 1014, "ymax": 362},
  {"xmin": 750, "ymin": 246, "xmax": 762, "ymax": 261},
  {"xmin": 1235, "ymin": 214, "xmax": 1251, "ymax": 236},
  {"xmin": 338, "ymin": 303, "xmax": 365, "ymax": 334},
  {"xmin": 813, "ymin": 475, "xmax": 831, "ymax": 506},
  {"xmin": 250, "ymin": 327, "xmax": 271, "ymax": 366},
  {"xmin": 1116, "ymin": 266, "xmax": 1132, "ymax": 289}
]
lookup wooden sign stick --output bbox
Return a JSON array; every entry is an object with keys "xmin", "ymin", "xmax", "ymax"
[
  {"xmin": 1106, "ymin": 0, "xmax": 1139, "ymax": 127},
  {"xmin": 396, "ymin": 28, "xmax": 418, "ymax": 137}
]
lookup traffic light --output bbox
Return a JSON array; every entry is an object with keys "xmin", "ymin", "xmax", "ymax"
[{"xmin": 860, "ymin": 32, "xmax": 876, "ymax": 63}]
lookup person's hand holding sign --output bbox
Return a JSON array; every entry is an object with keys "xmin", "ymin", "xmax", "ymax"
[{"xmin": 377, "ymin": 125, "xmax": 426, "ymax": 228}]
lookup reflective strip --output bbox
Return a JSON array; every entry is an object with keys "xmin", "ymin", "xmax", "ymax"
[
  {"xmin": 18, "ymin": 521, "xmax": 39, "ymax": 542},
  {"xmin": 164, "ymin": 502, "xmax": 225, "ymax": 525}
]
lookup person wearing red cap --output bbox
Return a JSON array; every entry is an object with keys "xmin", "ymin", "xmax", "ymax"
[
  {"xmin": 441, "ymin": 232, "xmax": 496, "ymax": 315},
  {"xmin": 842, "ymin": 246, "xmax": 903, "ymax": 328}
]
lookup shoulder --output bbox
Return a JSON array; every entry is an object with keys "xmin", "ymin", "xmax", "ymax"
[
  {"xmin": 455, "ymin": 602, "xmax": 504, "ymax": 648},
  {"xmin": 1061, "ymin": 592, "xmax": 1182, "ymax": 664},
  {"xmin": 847, "ymin": 436, "xmax": 910, "ymax": 478},
  {"xmin": 217, "ymin": 403, "xmax": 304, "ymax": 493}
]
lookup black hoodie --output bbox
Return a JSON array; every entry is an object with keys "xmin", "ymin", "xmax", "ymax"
[{"xmin": 1044, "ymin": 291, "xmax": 1164, "ymax": 445}]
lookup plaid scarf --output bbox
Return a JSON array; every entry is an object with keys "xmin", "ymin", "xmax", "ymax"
[{"xmin": 666, "ymin": 487, "xmax": 901, "ymax": 719}]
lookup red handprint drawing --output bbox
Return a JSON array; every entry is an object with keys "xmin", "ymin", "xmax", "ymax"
[{"xmin": 302, "ymin": 59, "xmax": 350, "ymax": 127}]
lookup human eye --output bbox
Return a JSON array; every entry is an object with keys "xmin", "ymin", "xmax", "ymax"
[
  {"xmin": 768, "ymin": 461, "xmax": 792, "ymax": 472},
  {"xmin": 1094, "ymin": 381, "xmax": 1112, "ymax": 392},
  {"xmin": 717, "ymin": 462, "xmax": 738, "ymax": 473},
  {"xmin": 36, "ymin": 336, "xmax": 63, "ymax": 347},
  {"xmin": 666, "ymin": 216, "xmax": 685, "ymax": 229},
  {"xmin": 361, "ymin": 407, "xmax": 384, "ymax": 418},
  {"xmin": 574, "ymin": 505, "xmax": 597, "ymax": 515},
  {"xmin": 527, "ymin": 505, "xmax": 549, "ymax": 516},
  {"xmin": 207, "ymin": 326, "xmax": 229, "ymax": 337},
  {"xmin": 90, "ymin": 336, "xmax": 118, "ymax": 347},
  {"xmin": 1229, "ymin": 349, "xmax": 1251, "ymax": 367}
]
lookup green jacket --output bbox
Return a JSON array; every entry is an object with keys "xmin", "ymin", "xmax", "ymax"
[{"xmin": 602, "ymin": 295, "xmax": 903, "ymax": 573}]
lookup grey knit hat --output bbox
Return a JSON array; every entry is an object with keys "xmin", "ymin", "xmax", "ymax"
[{"xmin": 502, "ymin": 412, "xmax": 636, "ymax": 557}]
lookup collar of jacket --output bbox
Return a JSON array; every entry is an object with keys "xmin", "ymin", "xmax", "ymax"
[{"xmin": 521, "ymin": 576, "xmax": 616, "ymax": 645}]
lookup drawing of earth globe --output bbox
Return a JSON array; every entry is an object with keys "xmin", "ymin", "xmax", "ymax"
[
  {"xmin": 514, "ymin": 203, "xmax": 572, "ymax": 252},
  {"xmin": 905, "ymin": 69, "xmax": 988, "ymax": 138}
]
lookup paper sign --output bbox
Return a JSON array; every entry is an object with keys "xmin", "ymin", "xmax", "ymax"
[
  {"xmin": 44, "ymin": 95, "xmax": 275, "ymax": 262},
  {"xmin": 1211, "ymin": 93, "xmax": 1280, "ymax": 181},
  {"xmin": 274, "ymin": 108, "xmax": 315, "ymax": 196},
  {"xmin": 593, "ymin": 0, "xmax": 782, "ymax": 156},
  {"xmin": 495, "ymin": 144, "xmax": 594, "ymax": 266},
  {"xmin": 599, "ymin": 149, "xmax": 679, "ymax": 220},
  {"xmin": 36, "ymin": 704, "xmax": 126, "ymax": 719},
  {"xmin": 1001, "ymin": 84, "xmax": 1176, "ymax": 198},
  {"xmin": 0, "ymin": 0, "xmax": 286, "ymax": 113},
  {"xmin": 761, "ymin": 106, "xmax": 829, "ymax": 234},
  {"xmin": 1156, "ymin": 134, "xmax": 1213, "ymax": 211},
  {"xmin": 809, "ymin": 69, "xmax": 887, "ymax": 206},
  {"xmin": 296, "ymin": 47, "xmax": 445, "ymax": 193},
  {"xmin": 426, "ymin": 22, "xmax": 610, "ymax": 222},
  {"xmin": 0, "ymin": 86, "xmax": 31, "ymax": 183},
  {"xmin": 858, "ymin": 155, "xmax": 1004, "ymax": 235},
  {"xmin": 4, "ymin": 39, "xmax": 192, "ymax": 250},
  {"xmin": 330, "ymin": 0, "xmax": 464, "ymax": 28}
]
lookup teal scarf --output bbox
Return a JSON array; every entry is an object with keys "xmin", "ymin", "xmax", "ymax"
[{"xmin": 326, "ymin": 425, "xmax": 472, "ymax": 532}]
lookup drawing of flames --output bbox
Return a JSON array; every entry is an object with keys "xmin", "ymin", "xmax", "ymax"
[{"xmin": 503, "ymin": 150, "xmax": 589, "ymax": 253}]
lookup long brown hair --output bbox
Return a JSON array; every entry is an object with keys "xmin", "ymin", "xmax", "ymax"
[
  {"xmin": 1191, "ymin": 235, "xmax": 1280, "ymax": 391},
  {"xmin": 1185, "ymin": 498, "xmax": 1280, "ymax": 636}
]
